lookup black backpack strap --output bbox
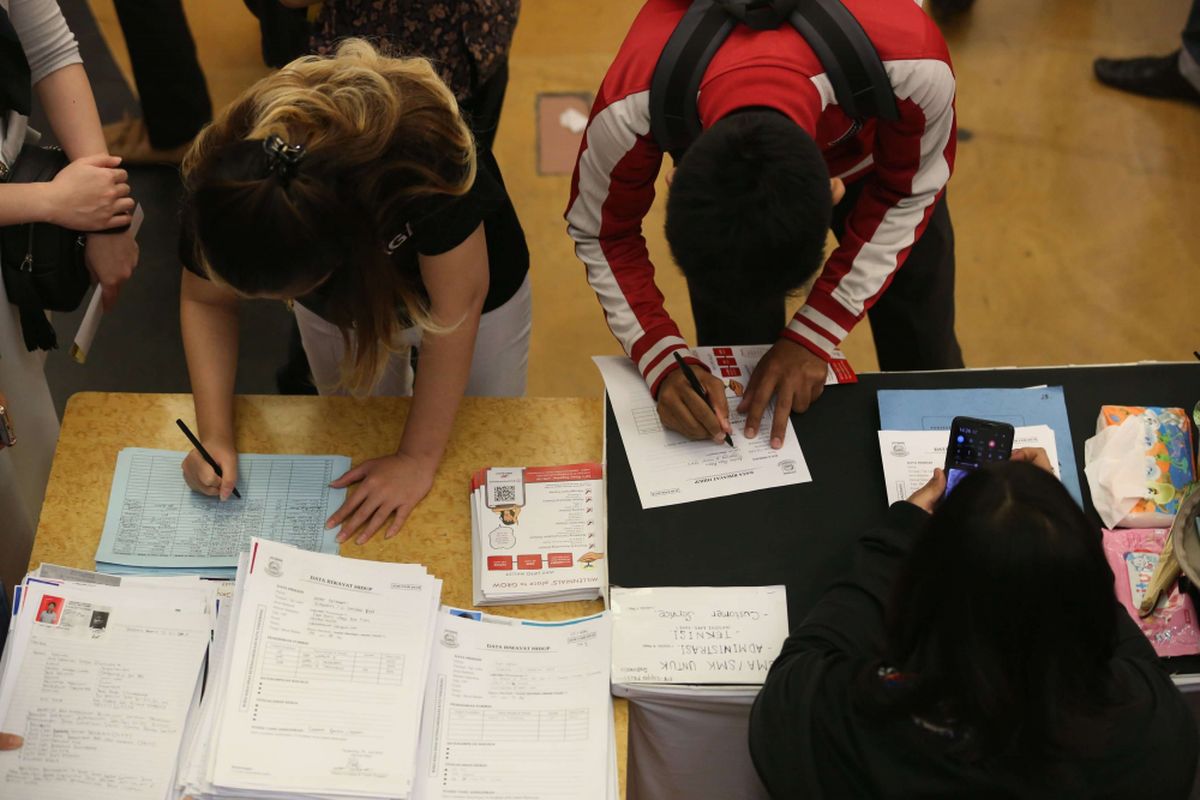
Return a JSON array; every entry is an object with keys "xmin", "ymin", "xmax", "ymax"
[
  {"xmin": 789, "ymin": 0, "xmax": 898, "ymax": 121},
  {"xmin": 649, "ymin": 0, "xmax": 899, "ymax": 160},
  {"xmin": 649, "ymin": 0, "xmax": 737, "ymax": 162}
]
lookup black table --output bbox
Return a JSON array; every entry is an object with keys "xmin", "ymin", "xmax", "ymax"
[{"xmin": 606, "ymin": 362, "xmax": 1200, "ymax": 648}]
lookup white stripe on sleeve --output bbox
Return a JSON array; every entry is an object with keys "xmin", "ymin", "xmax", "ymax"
[
  {"xmin": 565, "ymin": 91, "xmax": 654, "ymax": 358},
  {"xmin": 643, "ymin": 338, "xmax": 690, "ymax": 390},
  {"xmin": 825, "ymin": 59, "xmax": 955, "ymax": 320}
]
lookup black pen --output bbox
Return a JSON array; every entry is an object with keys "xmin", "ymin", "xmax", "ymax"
[
  {"xmin": 176, "ymin": 418, "xmax": 241, "ymax": 499},
  {"xmin": 672, "ymin": 352, "xmax": 734, "ymax": 447}
]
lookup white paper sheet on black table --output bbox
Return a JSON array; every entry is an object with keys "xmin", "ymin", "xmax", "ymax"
[{"xmin": 595, "ymin": 355, "xmax": 811, "ymax": 509}]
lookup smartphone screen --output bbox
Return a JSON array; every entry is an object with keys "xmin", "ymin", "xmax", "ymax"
[{"xmin": 944, "ymin": 416, "xmax": 1015, "ymax": 495}]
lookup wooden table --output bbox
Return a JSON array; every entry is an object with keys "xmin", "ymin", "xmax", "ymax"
[{"xmin": 31, "ymin": 391, "xmax": 627, "ymax": 795}]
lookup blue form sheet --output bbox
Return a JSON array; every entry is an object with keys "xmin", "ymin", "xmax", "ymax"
[
  {"xmin": 95, "ymin": 448, "xmax": 350, "ymax": 576},
  {"xmin": 877, "ymin": 386, "xmax": 1083, "ymax": 506}
]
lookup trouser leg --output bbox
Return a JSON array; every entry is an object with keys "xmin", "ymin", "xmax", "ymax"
[
  {"xmin": 112, "ymin": 0, "xmax": 212, "ymax": 148},
  {"xmin": 460, "ymin": 60, "xmax": 510, "ymax": 153},
  {"xmin": 831, "ymin": 181, "xmax": 964, "ymax": 371},
  {"xmin": 462, "ymin": 271, "xmax": 532, "ymax": 396},
  {"xmin": 687, "ymin": 282, "xmax": 786, "ymax": 348},
  {"xmin": 1181, "ymin": 0, "xmax": 1200, "ymax": 91}
]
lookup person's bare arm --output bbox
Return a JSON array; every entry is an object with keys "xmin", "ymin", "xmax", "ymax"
[
  {"xmin": 35, "ymin": 64, "xmax": 138, "ymax": 308},
  {"xmin": 180, "ymin": 270, "xmax": 241, "ymax": 499}
]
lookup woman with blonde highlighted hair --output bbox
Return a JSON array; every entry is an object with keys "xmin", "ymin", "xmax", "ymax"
[{"xmin": 177, "ymin": 40, "xmax": 530, "ymax": 544}]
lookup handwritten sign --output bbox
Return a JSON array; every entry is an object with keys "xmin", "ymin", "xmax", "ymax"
[{"xmin": 610, "ymin": 585, "xmax": 789, "ymax": 685}]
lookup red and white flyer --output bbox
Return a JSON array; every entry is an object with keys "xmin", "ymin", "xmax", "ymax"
[{"xmin": 470, "ymin": 463, "xmax": 605, "ymax": 605}]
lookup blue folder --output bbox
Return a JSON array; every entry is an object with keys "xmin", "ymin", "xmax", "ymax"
[{"xmin": 877, "ymin": 386, "xmax": 1083, "ymax": 506}]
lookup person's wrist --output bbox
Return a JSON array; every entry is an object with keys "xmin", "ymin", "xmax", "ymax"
[
  {"xmin": 395, "ymin": 446, "xmax": 440, "ymax": 473},
  {"xmin": 198, "ymin": 429, "xmax": 236, "ymax": 452},
  {"xmin": 29, "ymin": 183, "xmax": 56, "ymax": 225}
]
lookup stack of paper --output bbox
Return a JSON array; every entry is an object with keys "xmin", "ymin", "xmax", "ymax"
[
  {"xmin": 0, "ymin": 567, "xmax": 217, "ymax": 800},
  {"xmin": 595, "ymin": 346, "xmax": 831, "ymax": 510},
  {"xmin": 609, "ymin": 585, "xmax": 790, "ymax": 699},
  {"xmin": 877, "ymin": 425, "xmax": 1064, "ymax": 505},
  {"xmin": 414, "ymin": 607, "xmax": 617, "ymax": 800},
  {"xmin": 177, "ymin": 537, "xmax": 443, "ymax": 800},
  {"xmin": 470, "ymin": 464, "xmax": 606, "ymax": 605},
  {"xmin": 877, "ymin": 386, "xmax": 1083, "ymax": 504},
  {"xmin": 95, "ymin": 447, "xmax": 351, "ymax": 578}
]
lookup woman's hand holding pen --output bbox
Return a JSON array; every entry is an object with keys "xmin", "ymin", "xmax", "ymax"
[
  {"xmin": 182, "ymin": 442, "xmax": 240, "ymax": 501},
  {"xmin": 326, "ymin": 452, "xmax": 436, "ymax": 545},
  {"xmin": 656, "ymin": 367, "xmax": 731, "ymax": 443}
]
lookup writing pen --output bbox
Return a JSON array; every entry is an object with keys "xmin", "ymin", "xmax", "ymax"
[
  {"xmin": 672, "ymin": 352, "xmax": 735, "ymax": 448},
  {"xmin": 176, "ymin": 418, "xmax": 241, "ymax": 499}
]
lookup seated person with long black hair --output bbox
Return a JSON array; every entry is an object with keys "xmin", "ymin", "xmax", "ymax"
[{"xmin": 750, "ymin": 450, "xmax": 1198, "ymax": 798}]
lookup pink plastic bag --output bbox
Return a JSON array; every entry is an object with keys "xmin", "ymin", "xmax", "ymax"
[{"xmin": 1102, "ymin": 528, "xmax": 1200, "ymax": 657}]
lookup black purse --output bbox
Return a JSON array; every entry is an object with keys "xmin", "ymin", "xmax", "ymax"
[{"xmin": 0, "ymin": 144, "xmax": 90, "ymax": 352}]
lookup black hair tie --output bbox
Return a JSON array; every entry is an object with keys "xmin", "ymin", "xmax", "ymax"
[{"xmin": 262, "ymin": 134, "xmax": 306, "ymax": 184}]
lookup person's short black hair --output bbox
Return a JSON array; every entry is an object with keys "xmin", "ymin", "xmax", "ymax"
[{"xmin": 665, "ymin": 110, "xmax": 831, "ymax": 303}]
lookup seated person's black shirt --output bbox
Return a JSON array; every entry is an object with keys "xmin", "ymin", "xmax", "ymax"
[
  {"xmin": 749, "ymin": 503, "xmax": 1199, "ymax": 799},
  {"xmin": 182, "ymin": 149, "xmax": 528, "ymax": 317}
]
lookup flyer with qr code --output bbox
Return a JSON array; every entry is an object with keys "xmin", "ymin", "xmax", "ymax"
[{"xmin": 470, "ymin": 464, "xmax": 605, "ymax": 606}]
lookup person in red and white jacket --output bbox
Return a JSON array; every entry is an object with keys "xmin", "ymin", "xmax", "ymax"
[{"xmin": 566, "ymin": 0, "xmax": 962, "ymax": 447}]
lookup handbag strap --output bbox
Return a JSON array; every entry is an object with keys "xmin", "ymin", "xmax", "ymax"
[{"xmin": 1, "ymin": 261, "xmax": 58, "ymax": 351}]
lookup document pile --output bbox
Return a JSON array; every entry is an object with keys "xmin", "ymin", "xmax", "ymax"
[
  {"xmin": 877, "ymin": 425, "xmax": 1063, "ymax": 505},
  {"xmin": 414, "ymin": 607, "xmax": 617, "ymax": 799},
  {"xmin": 178, "ymin": 537, "xmax": 442, "ymax": 800},
  {"xmin": 609, "ymin": 585, "xmax": 789, "ymax": 702},
  {"xmin": 0, "ymin": 565, "xmax": 221, "ymax": 800},
  {"xmin": 876, "ymin": 386, "xmax": 1082, "ymax": 504},
  {"xmin": 470, "ymin": 464, "xmax": 606, "ymax": 605},
  {"xmin": 95, "ymin": 447, "xmax": 351, "ymax": 577}
]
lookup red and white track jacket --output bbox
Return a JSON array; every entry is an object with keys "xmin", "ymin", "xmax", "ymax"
[{"xmin": 565, "ymin": 0, "xmax": 957, "ymax": 396}]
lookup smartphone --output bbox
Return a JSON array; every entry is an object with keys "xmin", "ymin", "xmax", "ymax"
[{"xmin": 944, "ymin": 416, "xmax": 1014, "ymax": 495}]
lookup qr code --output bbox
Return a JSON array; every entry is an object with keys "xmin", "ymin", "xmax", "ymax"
[{"xmin": 493, "ymin": 484, "xmax": 517, "ymax": 503}]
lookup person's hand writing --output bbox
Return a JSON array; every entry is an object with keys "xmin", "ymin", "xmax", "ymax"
[
  {"xmin": 1011, "ymin": 446, "xmax": 1054, "ymax": 473},
  {"xmin": 85, "ymin": 229, "xmax": 139, "ymax": 309},
  {"xmin": 0, "ymin": 733, "xmax": 23, "ymax": 750},
  {"xmin": 738, "ymin": 339, "xmax": 828, "ymax": 448},
  {"xmin": 44, "ymin": 154, "xmax": 134, "ymax": 231},
  {"xmin": 906, "ymin": 468, "xmax": 947, "ymax": 513},
  {"xmin": 326, "ymin": 453, "xmax": 436, "ymax": 544},
  {"xmin": 181, "ymin": 443, "xmax": 240, "ymax": 501},
  {"xmin": 655, "ymin": 366, "xmax": 731, "ymax": 443}
]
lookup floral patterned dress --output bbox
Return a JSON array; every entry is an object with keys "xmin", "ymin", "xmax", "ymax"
[{"xmin": 312, "ymin": 0, "xmax": 520, "ymax": 101}]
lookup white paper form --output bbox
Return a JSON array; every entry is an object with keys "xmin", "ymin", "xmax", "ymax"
[
  {"xmin": 610, "ymin": 585, "xmax": 789, "ymax": 685},
  {"xmin": 95, "ymin": 447, "xmax": 351, "ymax": 571},
  {"xmin": 0, "ymin": 583, "xmax": 210, "ymax": 800},
  {"xmin": 877, "ymin": 424, "xmax": 1062, "ymax": 505},
  {"xmin": 209, "ymin": 538, "xmax": 441, "ymax": 798},
  {"xmin": 594, "ymin": 356, "xmax": 811, "ymax": 509},
  {"xmin": 415, "ymin": 611, "xmax": 612, "ymax": 800}
]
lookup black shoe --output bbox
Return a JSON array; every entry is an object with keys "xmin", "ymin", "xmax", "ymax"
[
  {"xmin": 927, "ymin": 0, "xmax": 976, "ymax": 22},
  {"xmin": 1093, "ymin": 51, "xmax": 1200, "ymax": 103}
]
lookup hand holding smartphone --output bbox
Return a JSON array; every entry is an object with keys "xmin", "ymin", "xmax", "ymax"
[{"xmin": 944, "ymin": 416, "xmax": 1015, "ymax": 495}]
